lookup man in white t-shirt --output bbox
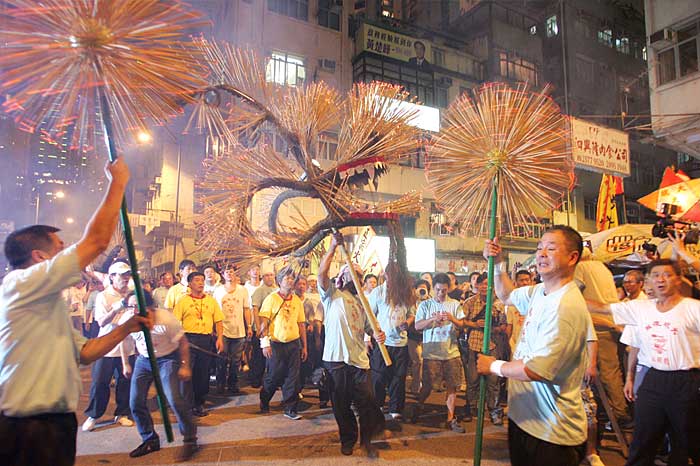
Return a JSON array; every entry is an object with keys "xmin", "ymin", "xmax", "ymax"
[
  {"xmin": 213, "ymin": 265, "xmax": 252, "ymax": 395},
  {"xmin": 152, "ymin": 271, "xmax": 174, "ymax": 309},
  {"xmin": 590, "ymin": 258, "xmax": 700, "ymax": 465},
  {"xmin": 203, "ymin": 264, "xmax": 223, "ymax": 296},
  {"xmin": 319, "ymin": 232, "xmax": 386, "ymax": 457},
  {"xmin": 480, "ymin": 225, "xmax": 591, "ymax": 466},
  {"xmin": 83, "ymin": 261, "xmax": 137, "ymax": 432},
  {"xmin": 412, "ymin": 273, "xmax": 466, "ymax": 433},
  {"xmin": 244, "ymin": 265, "xmax": 262, "ymax": 307},
  {"xmin": 120, "ymin": 291, "xmax": 198, "ymax": 461},
  {"xmin": 0, "ymin": 159, "xmax": 151, "ymax": 466}
]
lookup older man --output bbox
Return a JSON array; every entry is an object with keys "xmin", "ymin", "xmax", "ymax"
[
  {"xmin": 0, "ymin": 159, "xmax": 151, "ymax": 466},
  {"xmin": 591, "ymin": 257, "xmax": 700, "ymax": 466},
  {"xmin": 479, "ymin": 226, "xmax": 592, "ymax": 466}
]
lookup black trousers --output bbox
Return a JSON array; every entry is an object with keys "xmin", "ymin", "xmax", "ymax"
[
  {"xmin": 508, "ymin": 419, "xmax": 586, "ymax": 466},
  {"xmin": 626, "ymin": 368, "xmax": 700, "ymax": 466},
  {"xmin": 370, "ymin": 344, "xmax": 409, "ymax": 413},
  {"xmin": 260, "ymin": 339, "xmax": 302, "ymax": 410},
  {"xmin": 183, "ymin": 333, "xmax": 213, "ymax": 408},
  {"xmin": 0, "ymin": 412, "xmax": 77, "ymax": 466},
  {"xmin": 249, "ymin": 331, "xmax": 266, "ymax": 386},
  {"xmin": 84, "ymin": 355, "xmax": 135, "ymax": 418},
  {"xmin": 324, "ymin": 361, "xmax": 385, "ymax": 449}
]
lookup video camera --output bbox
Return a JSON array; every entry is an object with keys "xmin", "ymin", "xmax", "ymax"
[{"xmin": 651, "ymin": 203, "xmax": 700, "ymax": 244}]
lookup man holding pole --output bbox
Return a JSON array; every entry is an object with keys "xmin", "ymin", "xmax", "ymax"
[
  {"xmin": 318, "ymin": 232, "xmax": 386, "ymax": 458},
  {"xmin": 0, "ymin": 159, "xmax": 153, "ymax": 466},
  {"xmin": 478, "ymin": 226, "xmax": 591, "ymax": 466}
]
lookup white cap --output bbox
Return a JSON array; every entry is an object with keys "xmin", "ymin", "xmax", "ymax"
[
  {"xmin": 307, "ymin": 274, "xmax": 318, "ymax": 282},
  {"xmin": 108, "ymin": 261, "xmax": 131, "ymax": 275}
]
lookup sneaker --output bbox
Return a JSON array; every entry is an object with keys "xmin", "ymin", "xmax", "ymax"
[
  {"xmin": 284, "ymin": 410, "xmax": 302, "ymax": 420},
  {"xmin": 490, "ymin": 410, "xmax": 504, "ymax": 426},
  {"xmin": 340, "ymin": 444, "xmax": 354, "ymax": 456},
  {"xmin": 389, "ymin": 412, "xmax": 403, "ymax": 421},
  {"xmin": 115, "ymin": 415, "xmax": 134, "ymax": 427},
  {"xmin": 587, "ymin": 453, "xmax": 606, "ymax": 466},
  {"xmin": 192, "ymin": 406, "xmax": 209, "ymax": 417},
  {"xmin": 129, "ymin": 437, "xmax": 160, "ymax": 458},
  {"xmin": 177, "ymin": 442, "xmax": 200, "ymax": 462},
  {"xmin": 82, "ymin": 417, "xmax": 98, "ymax": 432},
  {"xmin": 447, "ymin": 418, "xmax": 466, "ymax": 433}
]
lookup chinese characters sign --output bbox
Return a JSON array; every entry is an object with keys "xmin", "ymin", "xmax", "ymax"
[
  {"xmin": 571, "ymin": 118, "xmax": 630, "ymax": 176},
  {"xmin": 357, "ymin": 23, "xmax": 431, "ymax": 63}
]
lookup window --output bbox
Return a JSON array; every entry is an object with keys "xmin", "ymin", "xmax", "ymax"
[
  {"xmin": 353, "ymin": 55, "xmax": 435, "ymax": 106},
  {"xmin": 318, "ymin": 0, "xmax": 341, "ymax": 31},
  {"xmin": 268, "ymin": 0, "xmax": 308, "ymax": 21},
  {"xmin": 529, "ymin": 25, "xmax": 537, "ymax": 35},
  {"xmin": 266, "ymin": 52, "xmax": 306, "ymax": 86},
  {"xmin": 655, "ymin": 22, "xmax": 700, "ymax": 85},
  {"xmin": 318, "ymin": 132, "xmax": 338, "ymax": 160},
  {"xmin": 658, "ymin": 48, "xmax": 677, "ymax": 85},
  {"xmin": 597, "ymin": 28, "xmax": 613, "ymax": 48},
  {"xmin": 381, "ymin": 0, "xmax": 394, "ymax": 18},
  {"xmin": 679, "ymin": 38, "xmax": 698, "ymax": 77},
  {"xmin": 499, "ymin": 51, "xmax": 538, "ymax": 84},
  {"xmin": 584, "ymin": 199, "xmax": 596, "ymax": 221},
  {"xmin": 436, "ymin": 87, "xmax": 448, "ymax": 108},
  {"xmin": 432, "ymin": 47, "xmax": 446, "ymax": 67},
  {"xmin": 615, "ymin": 37, "xmax": 630, "ymax": 54},
  {"xmin": 546, "ymin": 15, "xmax": 558, "ymax": 37}
]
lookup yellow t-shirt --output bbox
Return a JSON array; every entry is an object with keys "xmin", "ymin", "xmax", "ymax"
[
  {"xmin": 259, "ymin": 292, "xmax": 305, "ymax": 343},
  {"xmin": 164, "ymin": 283, "xmax": 189, "ymax": 310},
  {"xmin": 173, "ymin": 295, "xmax": 224, "ymax": 335}
]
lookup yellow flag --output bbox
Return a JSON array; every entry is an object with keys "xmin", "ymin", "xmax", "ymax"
[{"xmin": 596, "ymin": 174, "xmax": 619, "ymax": 231}]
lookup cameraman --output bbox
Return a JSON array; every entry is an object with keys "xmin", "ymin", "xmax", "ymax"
[{"xmin": 461, "ymin": 273, "xmax": 507, "ymax": 425}]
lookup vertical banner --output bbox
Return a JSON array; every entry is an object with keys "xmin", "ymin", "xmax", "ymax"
[{"xmin": 596, "ymin": 174, "xmax": 622, "ymax": 231}]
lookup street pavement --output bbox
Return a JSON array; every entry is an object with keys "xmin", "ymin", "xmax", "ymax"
[{"xmin": 75, "ymin": 366, "xmax": 628, "ymax": 466}]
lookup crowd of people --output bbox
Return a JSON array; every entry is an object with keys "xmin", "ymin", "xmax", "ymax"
[{"xmin": 1, "ymin": 160, "xmax": 699, "ymax": 466}]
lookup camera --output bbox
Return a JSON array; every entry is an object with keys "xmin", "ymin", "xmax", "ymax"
[
  {"xmin": 418, "ymin": 288, "xmax": 428, "ymax": 296},
  {"xmin": 651, "ymin": 204, "xmax": 700, "ymax": 244}
]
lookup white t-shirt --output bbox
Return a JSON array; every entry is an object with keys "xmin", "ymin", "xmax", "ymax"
[
  {"xmin": 368, "ymin": 283, "xmax": 415, "ymax": 347},
  {"xmin": 204, "ymin": 281, "xmax": 224, "ymax": 296},
  {"xmin": 619, "ymin": 292, "xmax": 649, "ymax": 349},
  {"xmin": 244, "ymin": 281, "xmax": 261, "ymax": 308},
  {"xmin": 415, "ymin": 297, "xmax": 464, "ymax": 360},
  {"xmin": 506, "ymin": 305, "xmax": 525, "ymax": 352},
  {"xmin": 611, "ymin": 298, "xmax": 700, "ymax": 370},
  {"xmin": 120, "ymin": 308, "xmax": 184, "ymax": 358},
  {"xmin": 95, "ymin": 286, "xmax": 135, "ymax": 357},
  {"xmin": 508, "ymin": 281, "xmax": 590, "ymax": 446},
  {"xmin": 214, "ymin": 284, "xmax": 250, "ymax": 339},
  {"xmin": 0, "ymin": 245, "xmax": 87, "ymax": 416},
  {"xmin": 319, "ymin": 280, "xmax": 372, "ymax": 369}
]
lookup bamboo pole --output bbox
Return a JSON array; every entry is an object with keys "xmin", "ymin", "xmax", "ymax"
[
  {"xmin": 332, "ymin": 229, "xmax": 392, "ymax": 366},
  {"xmin": 99, "ymin": 92, "xmax": 174, "ymax": 442},
  {"xmin": 473, "ymin": 174, "xmax": 499, "ymax": 466}
]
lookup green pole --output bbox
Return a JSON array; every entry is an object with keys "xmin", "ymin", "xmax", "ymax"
[
  {"xmin": 99, "ymin": 92, "xmax": 174, "ymax": 442},
  {"xmin": 473, "ymin": 174, "xmax": 499, "ymax": 466}
]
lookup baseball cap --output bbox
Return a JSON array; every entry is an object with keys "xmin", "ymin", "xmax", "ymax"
[{"xmin": 108, "ymin": 261, "xmax": 131, "ymax": 275}]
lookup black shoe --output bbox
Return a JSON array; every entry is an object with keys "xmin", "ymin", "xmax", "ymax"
[
  {"xmin": 363, "ymin": 444, "xmax": 379, "ymax": 459},
  {"xmin": 340, "ymin": 444, "xmax": 353, "ymax": 456},
  {"xmin": 192, "ymin": 406, "xmax": 209, "ymax": 417},
  {"xmin": 177, "ymin": 442, "xmax": 199, "ymax": 462},
  {"xmin": 463, "ymin": 407, "xmax": 473, "ymax": 423},
  {"xmin": 129, "ymin": 438, "xmax": 160, "ymax": 458},
  {"xmin": 259, "ymin": 403, "xmax": 270, "ymax": 414},
  {"xmin": 410, "ymin": 403, "xmax": 423, "ymax": 424}
]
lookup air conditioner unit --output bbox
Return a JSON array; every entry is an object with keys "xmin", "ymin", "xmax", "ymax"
[
  {"xmin": 649, "ymin": 28, "xmax": 676, "ymax": 50},
  {"xmin": 318, "ymin": 58, "xmax": 337, "ymax": 72},
  {"xmin": 437, "ymin": 76, "xmax": 453, "ymax": 87}
]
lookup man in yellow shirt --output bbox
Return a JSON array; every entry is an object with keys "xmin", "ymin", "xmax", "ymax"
[
  {"xmin": 173, "ymin": 272, "xmax": 224, "ymax": 417},
  {"xmin": 164, "ymin": 260, "xmax": 197, "ymax": 310},
  {"xmin": 258, "ymin": 268, "xmax": 307, "ymax": 420}
]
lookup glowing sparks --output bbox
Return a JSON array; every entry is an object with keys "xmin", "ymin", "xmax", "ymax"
[
  {"xmin": 0, "ymin": 0, "xmax": 207, "ymax": 151},
  {"xmin": 426, "ymin": 83, "xmax": 574, "ymax": 238}
]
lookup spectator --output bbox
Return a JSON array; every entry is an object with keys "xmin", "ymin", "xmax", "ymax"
[
  {"xmin": 411, "ymin": 273, "xmax": 467, "ymax": 433},
  {"xmin": 164, "ymin": 260, "xmax": 197, "ymax": 310},
  {"xmin": 152, "ymin": 271, "xmax": 174, "ymax": 309},
  {"xmin": 82, "ymin": 261, "xmax": 137, "ymax": 432}
]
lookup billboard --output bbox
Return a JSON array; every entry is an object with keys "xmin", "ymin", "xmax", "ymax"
[
  {"xmin": 357, "ymin": 23, "xmax": 432, "ymax": 66},
  {"xmin": 571, "ymin": 117, "xmax": 630, "ymax": 176}
]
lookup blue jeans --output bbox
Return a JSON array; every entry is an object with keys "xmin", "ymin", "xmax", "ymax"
[
  {"xmin": 84, "ymin": 355, "xmax": 134, "ymax": 418},
  {"xmin": 129, "ymin": 352, "xmax": 196, "ymax": 443}
]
